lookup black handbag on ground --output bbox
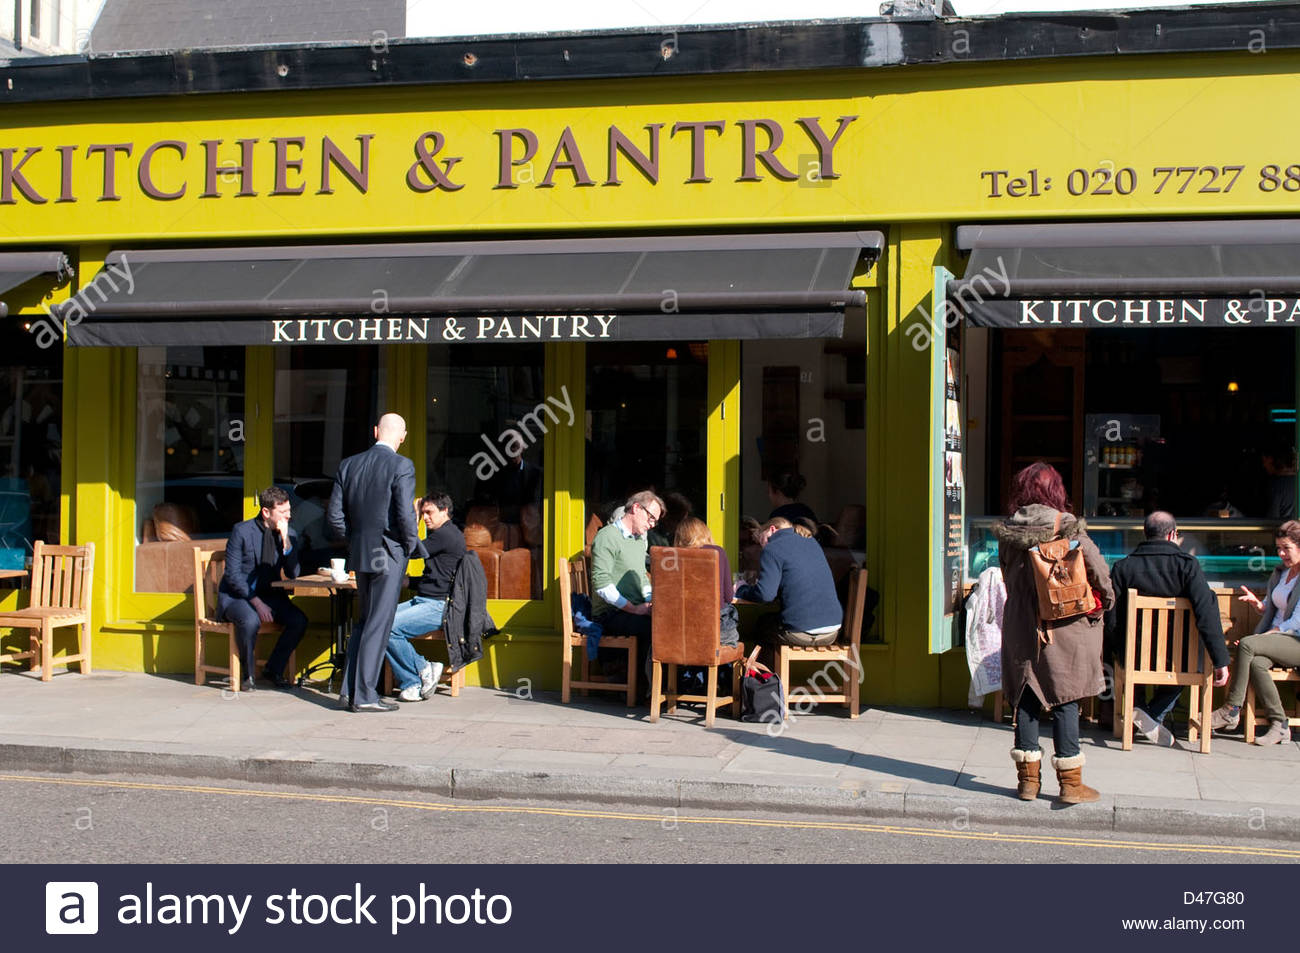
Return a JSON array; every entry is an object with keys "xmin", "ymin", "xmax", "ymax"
[{"xmin": 740, "ymin": 646, "xmax": 784, "ymax": 724}]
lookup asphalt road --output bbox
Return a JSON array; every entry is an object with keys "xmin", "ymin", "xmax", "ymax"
[{"xmin": 1, "ymin": 771, "xmax": 1296, "ymax": 864}]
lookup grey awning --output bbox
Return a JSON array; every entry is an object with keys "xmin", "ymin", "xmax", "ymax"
[
  {"xmin": 949, "ymin": 220, "xmax": 1300, "ymax": 328},
  {"xmin": 0, "ymin": 251, "xmax": 72, "ymax": 318},
  {"xmin": 66, "ymin": 232, "xmax": 881, "ymax": 346}
]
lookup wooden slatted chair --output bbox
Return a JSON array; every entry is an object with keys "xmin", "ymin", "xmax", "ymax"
[
  {"xmin": 776, "ymin": 566, "xmax": 868, "ymax": 719},
  {"xmin": 1112, "ymin": 590, "xmax": 1213, "ymax": 753},
  {"xmin": 648, "ymin": 546, "xmax": 744, "ymax": 728},
  {"xmin": 1243, "ymin": 668, "xmax": 1300, "ymax": 743},
  {"xmin": 560, "ymin": 554, "xmax": 636, "ymax": 705},
  {"xmin": 193, "ymin": 546, "xmax": 294, "ymax": 693},
  {"xmin": 380, "ymin": 632, "xmax": 465, "ymax": 698},
  {"xmin": 0, "ymin": 540, "xmax": 94, "ymax": 681}
]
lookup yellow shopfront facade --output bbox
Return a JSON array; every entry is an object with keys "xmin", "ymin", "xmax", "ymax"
[{"xmin": 4, "ymin": 19, "xmax": 1300, "ymax": 705}]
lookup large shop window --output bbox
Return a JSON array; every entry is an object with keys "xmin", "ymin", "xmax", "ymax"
[
  {"xmin": 966, "ymin": 325, "xmax": 1296, "ymax": 586},
  {"xmin": 741, "ymin": 328, "xmax": 867, "ymax": 601},
  {"xmin": 427, "ymin": 344, "xmax": 545, "ymax": 600},
  {"xmin": 585, "ymin": 342, "xmax": 708, "ymax": 546},
  {"xmin": 135, "ymin": 346, "xmax": 244, "ymax": 593},
  {"xmin": 274, "ymin": 346, "xmax": 379, "ymax": 570},
  {"xmin": 0, "ymin": 329, "xmax": 62, "ymax": 570}
]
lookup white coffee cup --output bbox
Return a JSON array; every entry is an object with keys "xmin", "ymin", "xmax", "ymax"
[{"xmin": 330, "ymin": 558, "xmax": 347, "ymax": 582}]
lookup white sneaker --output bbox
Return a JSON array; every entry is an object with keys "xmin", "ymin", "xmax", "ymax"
[
  {"xmin": 1133, "ymin": 708, "xmax": 1174, "ymax": 746},
  {"xmin": 420, "ymin": 662, "xmax": 445, "ymax": 699},
  {"xmin": 397, "ymin": 684, "xmax": 425, "ymax": 702}
]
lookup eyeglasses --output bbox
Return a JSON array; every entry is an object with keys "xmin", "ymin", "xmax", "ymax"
[{"xmin": 638, "ymin": 504, "xmax": 661, "ymax": 528}]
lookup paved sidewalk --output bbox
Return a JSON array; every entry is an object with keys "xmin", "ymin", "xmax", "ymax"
[{"xmin": 2, "ymin": 671, "xmax": 1298, "ymax": 840}]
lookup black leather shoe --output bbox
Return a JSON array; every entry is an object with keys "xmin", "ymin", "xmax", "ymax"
[
  {"xmin": 262, "ymin": 668, "xmax": 294, "ymax": 690},
  {"xmin": 240, "ymin": 676, "xmax": 256, "ymax": 692},
  {"xmin": 349, "ymin": 699, "xmax": 399, "ymax": 713}
]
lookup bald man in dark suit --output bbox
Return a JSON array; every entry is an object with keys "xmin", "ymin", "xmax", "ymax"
[{"xmin": 327, "ymin": 413, "xmax": 420, "ymax": 712}]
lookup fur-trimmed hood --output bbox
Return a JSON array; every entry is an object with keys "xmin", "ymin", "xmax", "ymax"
[{"xmin": 992, "ymin": 504, "xmax": 1086, "ymax": 551}]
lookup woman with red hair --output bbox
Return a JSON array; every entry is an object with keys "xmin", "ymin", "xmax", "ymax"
[{"xmin": 994, "ymin": 462, "xmax": 1114, "ymax": 804}]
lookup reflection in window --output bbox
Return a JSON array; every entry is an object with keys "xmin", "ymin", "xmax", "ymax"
[
  {"xmin": 741, "ymin": 330, "xmax": 867, "ymax": 602},
  {"xmin": 428, "ymin": 344, "xmax": 545, "ymax": 599},
  {"xmin": 135, "ymin": 347, "xmax": 244, "ymax": 592},
  {"xmin": 0, "ymin": 330, "xmax": 62, "ymax": 569},
  {"xmin": 585, "ymin": 342, "xmax": 708, "ymax": 547},
  {"xmin": 274, "ymin": 346, "xmax": 379, "ymax": 569}
]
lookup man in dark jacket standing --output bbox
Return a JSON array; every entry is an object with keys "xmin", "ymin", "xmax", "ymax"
[
  {"xmin": 327, "ymin": 413, "xmax": 420, "ymax": 712},
  {"xmin": 218, "ymin": 485, "xmax": 306, "ymax": 691},
  {"xmin": 1105, "ymin": 511, "xmax": 1231, "ymax": 745}
]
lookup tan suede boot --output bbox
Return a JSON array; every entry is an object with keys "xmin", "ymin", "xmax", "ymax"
[
  {"xmin": 1255, "ymin": 721, "xmax": 1292, "ymax": 746},
  {"xmin": 1010, "ymin": 748, "xmax": 1041, "ymax": 800},
  {"xmin": 1052, "ymin": 753, "xmax": 1099, "ymax": 805}
]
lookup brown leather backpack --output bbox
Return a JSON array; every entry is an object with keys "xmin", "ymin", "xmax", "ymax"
[{"xmin": 1027, "ymin": 514, "xmax": 1092, "ymax": 622}]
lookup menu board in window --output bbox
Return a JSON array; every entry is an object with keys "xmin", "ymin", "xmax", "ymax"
[{"xmin": 943, "ymin": 346, "xmax": 965, "ymax": 619}]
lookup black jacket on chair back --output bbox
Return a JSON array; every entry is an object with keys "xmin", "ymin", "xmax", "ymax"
[
  {"xmin": 325, "ymin": 443, "xmax": 420, "ymax": 573},
  {"xmin": 443, "ymin": 553, "xmax": 498, "ymax": 670}
]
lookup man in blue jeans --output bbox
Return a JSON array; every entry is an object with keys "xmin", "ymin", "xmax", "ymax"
[
  {"xmin": 1105, "ymin": 511, "xmax": 1231, "ymax": 744},
  {"xmin": 387, "ymin": 490, "xmax": 463, "ymax": 702}
]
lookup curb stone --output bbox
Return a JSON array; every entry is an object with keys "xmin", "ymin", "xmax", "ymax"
[{"xmin": 2, "ymin": 741, "xmax": 1298, "ymax": 841}]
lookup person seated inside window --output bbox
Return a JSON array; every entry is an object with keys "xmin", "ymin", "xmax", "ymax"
[
  {"xmin": 735, "ymin": 515, "xmax": 841, "ymax": 667},
  {"xmin": 386, "ymin": 490, "xmax": 461, "ymax": 702},
  {"xmin": 766, "ymin": 471, "xmax": 817, "ymax": 526}
]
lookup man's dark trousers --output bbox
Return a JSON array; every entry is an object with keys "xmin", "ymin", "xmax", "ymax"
[
  {"xmin": 220, "ymin": 594, "xmax": 307, "ymax": 678},
  {"xmin": 343, "ymin": 558, "xmax": 404, "ymax": 706}
]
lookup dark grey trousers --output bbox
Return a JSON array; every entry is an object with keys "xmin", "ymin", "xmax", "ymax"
[{"xmin": 342, "ymin": 561, "xmax": 404, "ymax": 705}]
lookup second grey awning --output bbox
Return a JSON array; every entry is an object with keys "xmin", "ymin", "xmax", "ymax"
[
  {"xmin": 949, "ymin": 220, "xmax": 1300, "ymax": 328},
  {"xmin": 66, "ymin": 232, "xmax": 881, "ymax": 346},
  {"xmin": 0, "ymin": 251, "xmax": 72, "ymax": 318}
]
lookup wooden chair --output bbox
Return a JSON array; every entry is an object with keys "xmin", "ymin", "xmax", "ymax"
[
  {"xmin": 648, "ymin": 546, "xmax": 744, "ymax": 728},
  {"xmin": 1112, "ymin": 590, "xmax": 1213, "ymax": 753},
  {"xmin": 559, "ymin": 554, "xmax": 636, "ymax": 705},
  {"xmin": 0, "ymin": 540, "xmax": 94, "ymax": 681},
  {"xmin": 380, "ymin": 631, "xmax": 465, "ymax": 697},
  {"xmin": 193, "ymin": 546, "xmax": 294, "ymax": 693},
  {"xmin": 776, "ymin": 566, "xmax": 868, "ymax": 719},
  {"xmin": 1243, "ymin": 668, "xmax": 1300, "ymax": 743}
]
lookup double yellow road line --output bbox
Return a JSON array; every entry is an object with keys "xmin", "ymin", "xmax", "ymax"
[{"xmin": 3, "ymin": 773, "xmax": 1296, "ymax": 860}]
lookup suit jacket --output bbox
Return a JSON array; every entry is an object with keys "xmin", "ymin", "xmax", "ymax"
[
  {"xmin": 218, "ymin": 516, "xmax": 301, "ymax": 609},
  {"xmin": 1256, "ymin": 566, "xmax": 1300, "ymax": 633},
  {"xmin": 326, "ymin": 443, "xmax": 419, "ymax": 573}
]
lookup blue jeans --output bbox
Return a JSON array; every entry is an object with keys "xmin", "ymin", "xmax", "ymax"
[
  {"xmin": 386, "ymin": 596, "xmax": 447, "ymax": 690},
  {"xmin": 1013, "ymin": 694, "xmax": 1081, "ymax": 759},
  {"xmin": 1140, "ymin": 686, "xmax": 1182, "ymax": 725}
]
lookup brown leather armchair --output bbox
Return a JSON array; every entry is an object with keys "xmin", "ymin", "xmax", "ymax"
[{"xmin": 648, "ymin": 546, "xmax": 745, "ymax": 727}]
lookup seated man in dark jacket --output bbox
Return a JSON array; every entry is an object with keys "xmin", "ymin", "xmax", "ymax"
[
  {"xmin": 736, "ymin": 516, "xmax": 842, "ymax": 666},
  {"xmin": 1104, "ymin": 511, "xmax": 1231, "ymax": 745},
  {"xmin": 217, "ymin": 486, "xmax": 307, "ymax": 690},
  {"xmin": 386, "ymin": 490, "xmax": 463, "ymax": 702}
]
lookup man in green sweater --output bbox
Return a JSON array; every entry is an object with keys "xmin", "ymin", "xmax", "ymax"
[{"xmin": 591, "ymin": 489, "xmax": 665, "ymax": 676}]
